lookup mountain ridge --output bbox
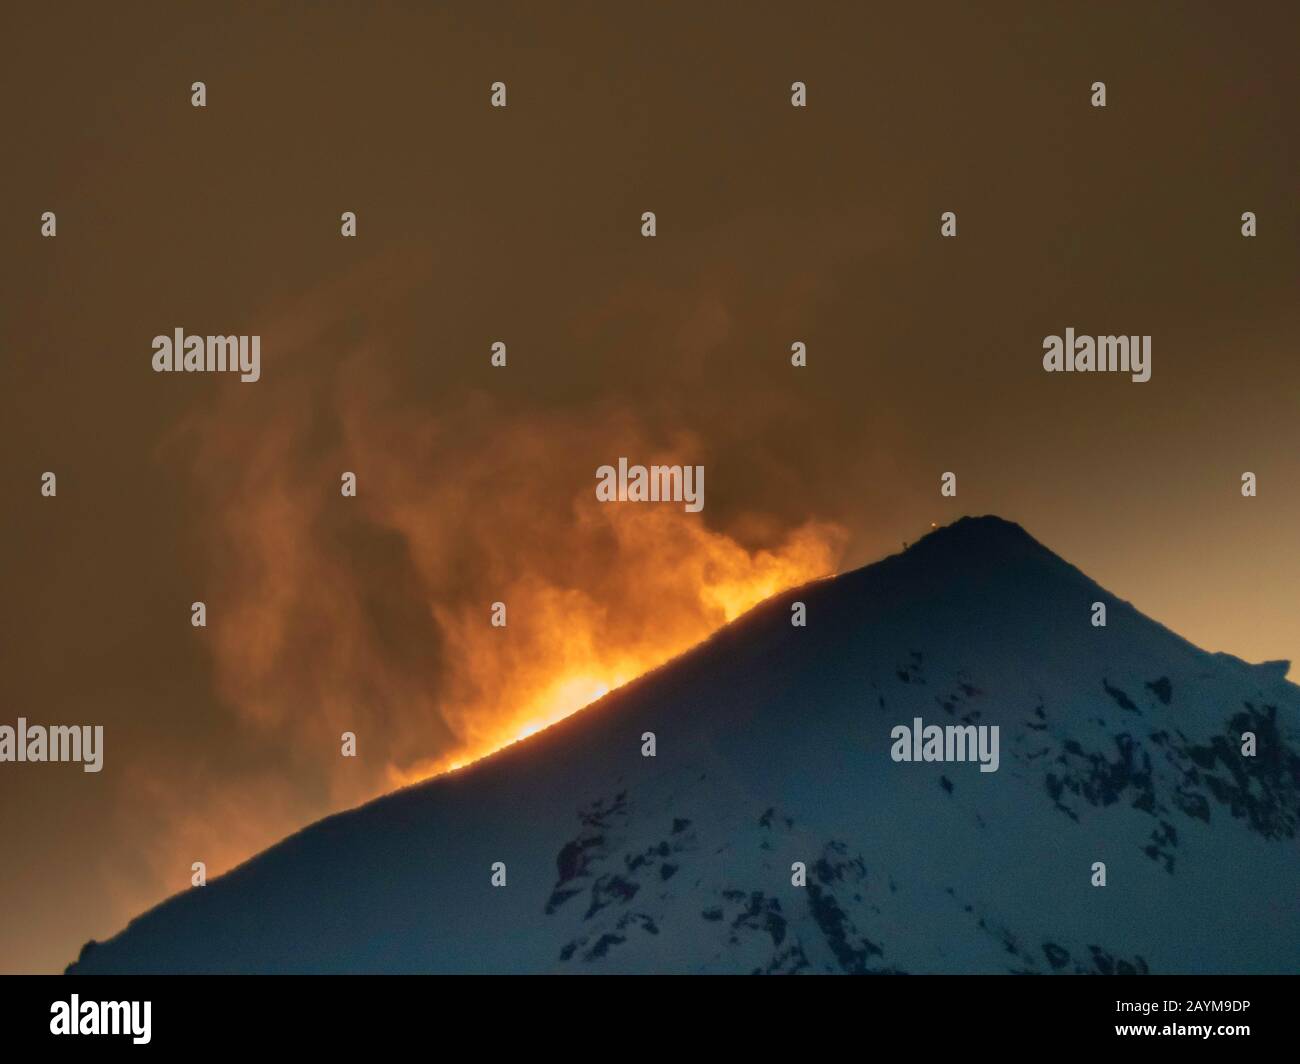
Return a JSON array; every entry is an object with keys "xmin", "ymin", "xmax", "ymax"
[{"xmin": 68, "ymin": 514, "xmax": 1300, "ymax": 974}]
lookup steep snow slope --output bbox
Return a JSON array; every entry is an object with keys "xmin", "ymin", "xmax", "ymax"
[{"xmin": 68, "ymin": 516, "xmax": 1300, "ymax": 974}]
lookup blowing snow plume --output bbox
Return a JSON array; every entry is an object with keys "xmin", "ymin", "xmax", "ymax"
[
  {"xmin": 117, "ymin": 257, "xmax": 847, "ymax": 935},
  {"xmin": 70, "ymin": 517, "xmax": 1300, "ymax": 974},
  {"xmin": 185, "ymin": 352, "xmax": 844, "ymax": 789}
]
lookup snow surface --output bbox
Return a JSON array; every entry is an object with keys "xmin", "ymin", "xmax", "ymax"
[{"xmin": 68, "ymin": 516, "xmax": 1300, "ymax": 973}]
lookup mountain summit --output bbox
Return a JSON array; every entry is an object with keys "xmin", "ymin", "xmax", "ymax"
[{"xmin": 69, "ymin": 516, "xmax": 1300, "ymax": 974}]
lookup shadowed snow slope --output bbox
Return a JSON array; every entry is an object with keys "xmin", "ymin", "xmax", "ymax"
[{"xmin": 68, "ymin": 516, "xmax": 1300, "ymax": 973}]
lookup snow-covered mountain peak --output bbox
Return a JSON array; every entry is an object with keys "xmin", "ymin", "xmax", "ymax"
[{"xmin": 68, "ymin": 516, "xmax": 1299, "ymax": 974}]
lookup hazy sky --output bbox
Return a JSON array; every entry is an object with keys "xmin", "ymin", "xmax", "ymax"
[{"xmin": 1, "ymin": 2, "xmax": 1297, "ymax": 973}]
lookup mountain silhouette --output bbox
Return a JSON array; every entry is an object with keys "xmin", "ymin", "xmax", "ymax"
[{"xmin": 68, "ymin": 516, "xmax": 1300, "ymax": 974}]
